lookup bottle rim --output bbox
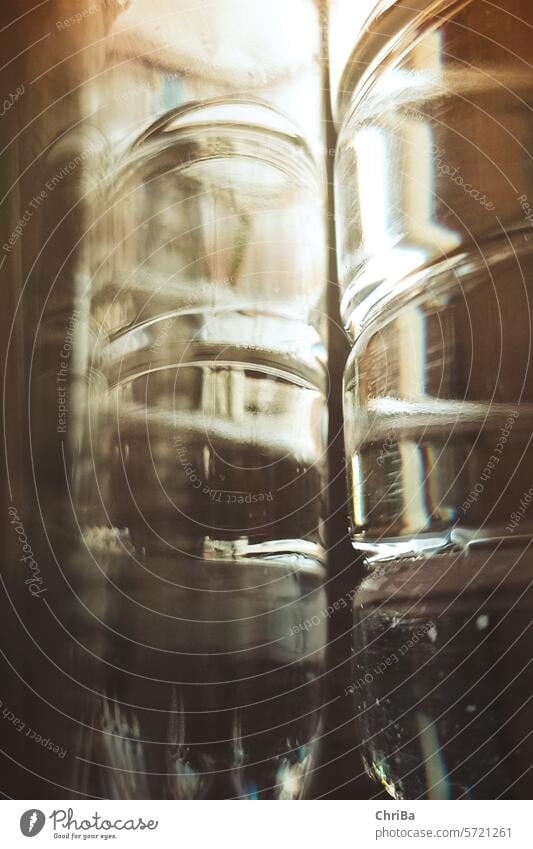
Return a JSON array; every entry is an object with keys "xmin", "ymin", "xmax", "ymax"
[
  {"xmin": 334, "ymin": 0, "xmax": 470, "ymax": 127},
  {"xmin": 109, "ymin": 96, "xmax": 320, "ymax": 190},
  {"xmin": 342, "ymin": 226, "xmax": 533, "ymax": 360}
]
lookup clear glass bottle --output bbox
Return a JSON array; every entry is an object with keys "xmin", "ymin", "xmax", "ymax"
[
  {"xmin": 333, "ymin": 0, "xmax": 533, "ymax": 798},
  {"xmin": 0, "ymin": 1, "xmax": 328, "ymax": 799},
  {"xmin": 70, "ymin": 101, "xmax": 329, "ymax": 799}
]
